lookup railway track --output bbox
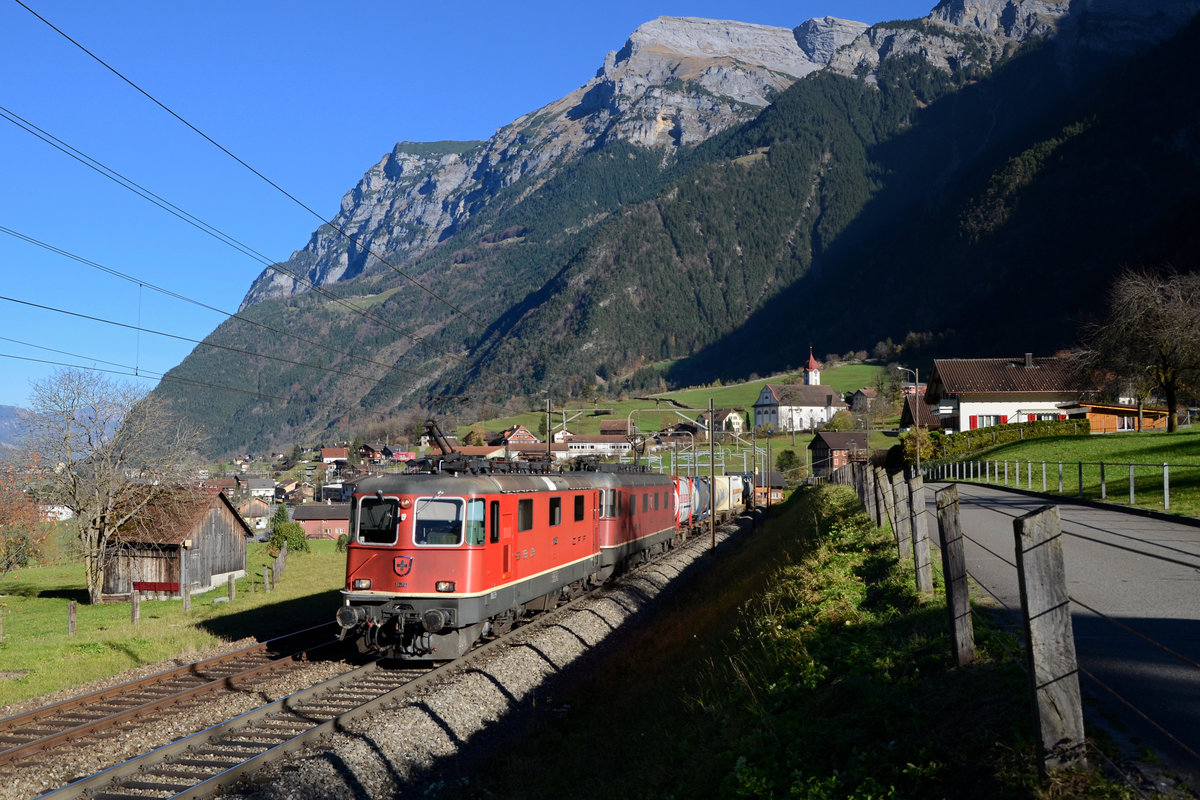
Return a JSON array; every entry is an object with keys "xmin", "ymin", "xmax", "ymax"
[
  {"xmin": 0, "ymin": 625, "xmax": 336, "ymax": 781},
  {"xmin": 31, "ymin": 594, "xmax": 591, "ymax": 800}
]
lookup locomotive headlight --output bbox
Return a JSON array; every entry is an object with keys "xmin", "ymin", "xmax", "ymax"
[
  {"xmin": 352, "ymin": 578, "xmax": 372, "ymax": 590},
  {"xmin": 435, "ymin": 580, "xmax": 455, "ymax": 593}
]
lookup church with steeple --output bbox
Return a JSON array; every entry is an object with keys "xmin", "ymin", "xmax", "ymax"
[{"xmin": 751, "ymin": 348, "xmax": 848, "ymax": 433}]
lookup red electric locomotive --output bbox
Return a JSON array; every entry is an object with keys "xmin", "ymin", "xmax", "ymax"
[{"xmin": 335, "ymin": 462, "xmax": 677, "ymax": 660}]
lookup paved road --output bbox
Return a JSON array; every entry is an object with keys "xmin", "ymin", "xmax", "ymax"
[{"xmin": 923, "ymin": 481, "xmax": 1200, "ymax": 786}]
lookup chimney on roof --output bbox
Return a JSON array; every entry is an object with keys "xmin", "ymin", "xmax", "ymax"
[{"xmin": 1025, "ymin": 352, "xmax": 1033, "ymax": 368}]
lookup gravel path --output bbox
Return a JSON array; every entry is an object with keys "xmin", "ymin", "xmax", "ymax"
[{"xmin": 222, "ymin": 522, "xmax": 750, "ymax": 800}]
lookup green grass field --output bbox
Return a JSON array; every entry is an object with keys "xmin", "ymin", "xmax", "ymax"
[
  {"xmin": 937, "ymin": 428, "xmax": 1200, "ymax": 517},
  {"xmin": 0, "ymin": 540, "xmax": 346, "ymax": 708},
  {"xmin": 458, "ymin": 364, "xmax": 887, "ymax": 440}
]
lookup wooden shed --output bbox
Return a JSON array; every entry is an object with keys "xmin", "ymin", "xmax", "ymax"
[{"xmin": 102, "ymin": 489, "xmax": 252, "ymax": 601}]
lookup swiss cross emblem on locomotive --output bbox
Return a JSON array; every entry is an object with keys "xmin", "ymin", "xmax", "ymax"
[{"xmin": 394, "ymin": 556, "xmax": 413, "ymax": 577}]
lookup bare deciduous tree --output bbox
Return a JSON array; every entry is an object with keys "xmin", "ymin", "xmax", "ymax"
[
  {"xmin": 1075, "ymin": 268, "xmax": 1200, "ymax": 432},
  {"xmin": 19, "ymin": 369, "xmax": 202, "ymax": 603}
]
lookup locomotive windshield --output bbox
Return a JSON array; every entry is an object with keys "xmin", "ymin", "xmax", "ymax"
[
  {"xmin": 414, "ymin": 497, "xmax": 465, "ymax": 546},
  {"xmin": 357, "ymin": 497, "xmax": 399, "ymax": 545}
]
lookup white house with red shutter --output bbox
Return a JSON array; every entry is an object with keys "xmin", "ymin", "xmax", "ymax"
[{"xmin": 923, "ymin": 354, "xmax": 1081, "ymax": 433}]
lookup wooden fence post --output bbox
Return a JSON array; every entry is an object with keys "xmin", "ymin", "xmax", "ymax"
[
  {"xmin": 875, "ymin": 467, "xmax": 896, "ymax": 536},
  {"xmin": 1163, "ymin": 463, "xmax": 1170, "ymax": 510},
  {"xmin": 1099, "ymin": 462, "xmax": 1106, "ymax": 500},
  {"xmin": 1129, "ymin": 463, "xmax": 1135, "ymax": 505},
  {"xmin": 228, "ymin": 574, "xmax": 236, "ymax": 603},
  {"xmin": 891, "ymin": 471, "xmax": 912, "ymax": 560},
  {"xmin": 131, "ymin": 591, "xmax": 140, "ymax": 626},
  {"xmin": 68, "ymin": 600, "xmax": 76, "ymax": 636},
  {"xmin": 866, "ymin": 466, "xmax": 883, "ymax": 527},
  {"xmin": 182, "ymin": 584, "xmax": 191, "ymax": 613},
  {"xmin": 263, "ymin": 564, "xmax": 272, "ymax": 593},
  {"xmin": 936, "ymin": 485, "xmax": 975, "ymax": 666},
  {"xmin": 1013, "ymin": 505, "xmax": 1087, "ymax": 774},
  {"xmin": 908, "ymin": 470, "xmax": 933, "ymax": 593}
]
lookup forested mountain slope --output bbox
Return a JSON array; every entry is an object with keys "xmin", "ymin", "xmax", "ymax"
[{"xmin": 155, "ymin": 2, "xmax": 1200, "ymax": 456}]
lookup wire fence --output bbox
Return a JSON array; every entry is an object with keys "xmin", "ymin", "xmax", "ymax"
[
  {"xmin": 835, "ymin": 462, "xmax": 1200, "ymax": 790},
  {"xmin": 926, "ymin": 458, "xmax": 1200, "ymax": 516}
]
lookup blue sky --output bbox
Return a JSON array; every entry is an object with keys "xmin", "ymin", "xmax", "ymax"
[{"xmin": 0, "ymin": 0, "xmax": 934, "ymax": 410}]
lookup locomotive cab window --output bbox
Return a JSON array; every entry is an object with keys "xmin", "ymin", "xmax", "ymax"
[
  {"xmin": 465, "ymin": 499, "xmax": 486, "ymax": 545},
  {"xmin": 357, "ymin": 497, "xmax": 399, "ymax": 545},
  {"xmin": 413, "ymin": 497, "xmax": 465, "ymax": 546},
  {"xmin": 549, "ymin": 497, "xmax": 562, "ymax": 526},
  {"xmin": 518, "ymin": 498, "xmax": 534, "ymax": 532},
  {"xmin": 574, "ymin": 494, "xmax": 585, "ymax": 522}
]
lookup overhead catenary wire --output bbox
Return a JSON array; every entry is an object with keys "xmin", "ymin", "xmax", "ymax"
[
  {"xmin": 0, "ymin": 295, "xmax": 434, "ymax": 386},
  {"xmin": 13, "ymin": 0, "xmax": 496, "ymax": 336},
  {"xmin": 0, "ymin": 224, "xmax": 440, "ymax": 380},
  {"xmin": 0, "ymin": 350, "xmax": 356, "ymax": 415},
  {"xmin": 0, "ymin": 228, "xmax": 522, "ymax": 421},
  {"xmin": 0, "ymin": 102, "xmax": 465, "ymax": 364}
]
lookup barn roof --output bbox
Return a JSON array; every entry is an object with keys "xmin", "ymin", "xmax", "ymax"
[
  {"xmin": 113, "ymin": 489, "xmax": 251, "ymax": 546},
  {"xmin": 926, "ymin": 356, "xmax": 1078, "ymax": 398},
  {"xmin": 293, "ymin": 502, "xmax": 351, "ymax": 521}
]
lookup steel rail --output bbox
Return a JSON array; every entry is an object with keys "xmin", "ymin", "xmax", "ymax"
[
  {"xmin": 0, "ymin": 623, "xmax": 334, "ymax": 765},
  {"xmin": 36, "ymin": 594, "xmax": 593, "ymax": 800}
]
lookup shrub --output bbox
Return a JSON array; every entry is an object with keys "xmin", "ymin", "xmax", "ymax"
[{"xmin": 270, "ymin": 521, "xmax": 310, "ymax": 553}]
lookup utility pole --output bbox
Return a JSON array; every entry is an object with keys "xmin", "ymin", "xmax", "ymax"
[
  {"xmin": 709, "ymin": 397, "xmax": 716, "ymax": 551},
  {"xmin": 546, "ymin": 397, "xmax": 552, "ymax": 459}
]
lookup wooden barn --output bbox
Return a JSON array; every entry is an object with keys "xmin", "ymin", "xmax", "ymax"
[{"xmin": 102, "ymin": 489, "xmax": 252, "ymax": 601}]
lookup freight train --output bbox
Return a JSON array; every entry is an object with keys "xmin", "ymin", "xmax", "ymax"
[{"xmin": 335, "ymin": 447, "xmax": 752, "ymax": 661}]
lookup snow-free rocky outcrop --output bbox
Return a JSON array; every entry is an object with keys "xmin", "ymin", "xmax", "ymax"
[
  {"xmin": 240, "ymin": 1, "xmax": 1200, "ymax": 308},
  {"xmin": 239, "ymin": 16, "xmax": 864, "ymax": 308}
]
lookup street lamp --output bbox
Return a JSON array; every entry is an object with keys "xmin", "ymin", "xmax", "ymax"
[{"xmin": 895, "ymin": 366, "xmax": 921, "ymax": 470}]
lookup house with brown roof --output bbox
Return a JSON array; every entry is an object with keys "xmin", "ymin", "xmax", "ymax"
[
  {"xmin": 900, "ymin": 394, "xmax": 939, "ymax": 429},
  {"xmin": 293, "ymin": 502, "xmax": 351, "ymax": 540},
  {"xmin": 102, "ymin": 489, "xmax": 252, "ymax": 600},
  {"xmin": 923, "ymin": 354, "xmax": 1082, "ymax": 433},
  {"xmin": 696, "ymin": 408, "xmax": 746, "ymax": 435},
  {"xmin": 808, "ymin": 432, "xmax": 869, "ymax": 478}
]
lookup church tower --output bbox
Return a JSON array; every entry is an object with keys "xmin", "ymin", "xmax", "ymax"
[{"xmin": 803, "ymin": 347, "xmax": 821, "ymax": 386}]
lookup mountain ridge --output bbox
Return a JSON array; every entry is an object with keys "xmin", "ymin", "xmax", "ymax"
[{"xmin": 158, "ymin": 0, "xmax": 1200, "ymax": 456}]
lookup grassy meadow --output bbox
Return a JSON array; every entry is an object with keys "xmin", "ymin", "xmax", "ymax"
[
  {"xmin": 939, "ymin": 428, "xmax": 1200, "ymax": 517},
  {"xmin": 437, "ymin": 485, "xmax": 1150, "ymax": 800},
  {"xmin": 0, "ymin": 539, "xmax": 346, "ymax": 709}
]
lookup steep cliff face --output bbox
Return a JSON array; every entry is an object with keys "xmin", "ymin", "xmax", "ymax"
[{"xmin": 239, "ymin": 16, "xmax": 864, "ymax": 309}]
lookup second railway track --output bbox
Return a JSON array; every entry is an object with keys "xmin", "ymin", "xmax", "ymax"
[{"xmin": 0, "ymin": 624, "xmax": 346, "ymax": 800}]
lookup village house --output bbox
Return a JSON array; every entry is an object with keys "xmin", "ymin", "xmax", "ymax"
[
  {"xmin": 235, "ymin": 476, "xmax": 276, "ymax": 500},
  {"xmin": 753, "ymin": 352, "xmax": 848, "ymax": 433},
  {"xmin": 696, "ymin": 408, "xmax": 746, "ymax": 436},
  {"xmin": 492, "ymin": 425, "xmax": 540, "ymax": 448},
  {"xmin": 899, "ymin": 393, "xmax": 939, "ymax": 430},
  {"xmin": 1057, "ymin": 400, "xmax": 1171, "ymax": 433},
  {"xmin": 923, "ymin": 354, "xmax": 1081, "ymax": 433},
  {"xmin": 103, "ymin": 489, "xmax": 252, "ymax": 601},
  {"xmin": 359, "ymin": 442, "xmax": 393, "ymax": 464},
  {"xmin": 321, "ymin": 446, "xmax": 350, "ymax": 464},
  {"xmin": 292, "ymin": 503, "xmax": 351, "ymax": 540},
  {"xmin": 808, "ymin": 432, "xmax": 869, "ymax": 478},
  {"xmin": 598, "ymin": 420, "xmax": 632, "ymax": 436},
  {"xmin": 237, "ymin": 497, "xmax": 272, "ymax": 531}
]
